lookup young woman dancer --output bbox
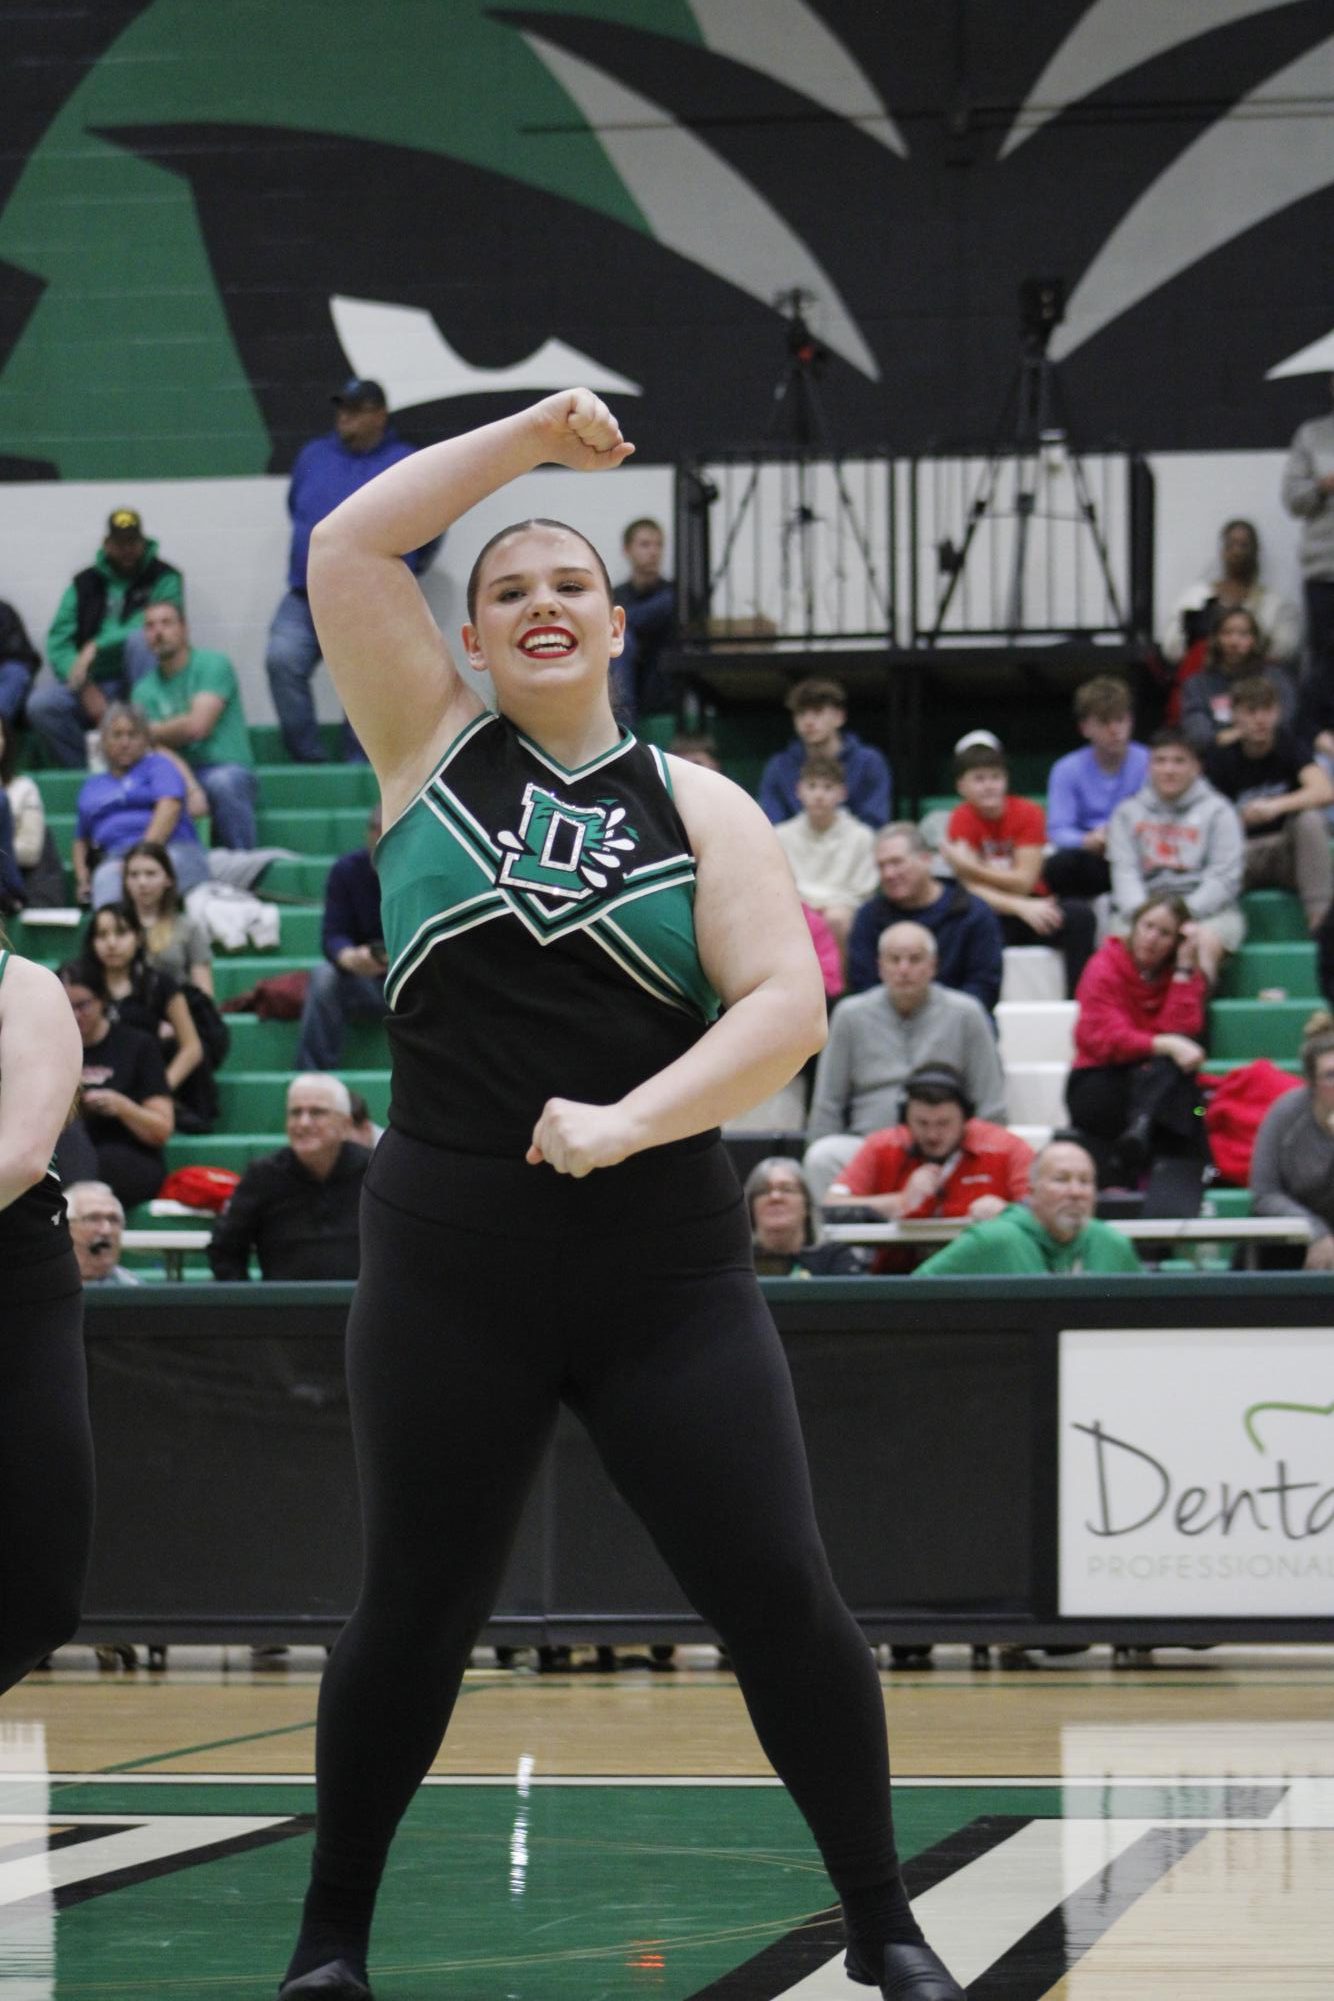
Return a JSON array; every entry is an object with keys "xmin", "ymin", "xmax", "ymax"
[
  {"xmin": 278, "ymin": 389, "xmax": 963, "ymax": 2001},
  {"xmin": 0, "ymin": 935, "xmax": 95, "ymax": 1693}
]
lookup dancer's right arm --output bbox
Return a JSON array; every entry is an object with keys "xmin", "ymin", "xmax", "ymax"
[
  {"xmin": 307, "ymin": 390, "xmax": 632, "ymax": 801},
  {"xmin": 0, "ymin": 957, "xmax": 82, "ymax": 1213}
]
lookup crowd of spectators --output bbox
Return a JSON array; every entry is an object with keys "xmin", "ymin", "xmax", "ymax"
[{"xmin": 3, "ymin": 374, "xmax": 1334, "ymax": 1284}]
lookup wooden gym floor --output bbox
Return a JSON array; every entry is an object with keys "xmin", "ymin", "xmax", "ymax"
[{"xmin": 1, "ymin": 1643, "xmax": 1332, "ymax": 1997}]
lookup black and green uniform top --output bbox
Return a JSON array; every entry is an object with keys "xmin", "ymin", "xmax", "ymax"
[
  {"xmin": 376, "ymin": 711, "xmax": 720, "ymax": 1155},
  {"xmin": 0, "ymin": 949, "xmax": 72, "ymax": 1269}
]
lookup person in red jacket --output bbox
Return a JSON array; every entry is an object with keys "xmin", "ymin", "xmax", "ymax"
[
  {"xmin": 1065, "ymin": 894, "xmax": 1209, "ymax": 1183},
  {"xmin": 822, "ymin": 1062, "xmax": 1034, "ymax": 1269}
]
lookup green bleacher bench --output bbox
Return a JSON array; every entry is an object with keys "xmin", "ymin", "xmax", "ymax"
[
  {"xmin": 217, "ymin": 1016, "xmax": 388, "ymax": 1068},
  {"xmin": 1236, "ymin": 889, "xmax": 1310, "ymax": 943},
  {"xmin": 164, "ymin": 1131, "xmax": 286, "ymax": 1173},
  {"xmin": 1218, "ymin": 941, "xmax": 1318, "ymax": 1000},
  {"xmin": 1208, "ymin": 1000, "xmax": 1315, "ymax": 1061},
  {"xmin": 216, "ymin": 1068, "xmax": 390, "ymax": 1128}
]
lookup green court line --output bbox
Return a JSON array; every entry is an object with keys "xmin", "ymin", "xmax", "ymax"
[{"xmin": 99, "ymin": 1716, "xmax": 319, "ymax": 1774}]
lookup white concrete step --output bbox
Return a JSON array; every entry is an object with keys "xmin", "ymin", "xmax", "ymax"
[{"xmin": 996, "ymin": 1000, "xmax": 1078, "ymax": 1065}]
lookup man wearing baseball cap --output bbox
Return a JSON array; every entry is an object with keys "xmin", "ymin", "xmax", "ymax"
[
  {"xmin": 28, "ymin": 509, "xmax": 184, "ymax": 767},
  {"xmin": 265, "ymin": 379, "xmax": 435, "ymax": 761}
]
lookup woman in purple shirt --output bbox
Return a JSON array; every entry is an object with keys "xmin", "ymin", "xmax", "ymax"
[{"xmin": 72, "ymin": 703, "xmax": 209, "ymax": 909}]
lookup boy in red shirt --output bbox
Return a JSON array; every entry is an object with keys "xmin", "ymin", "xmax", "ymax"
[
  {"xmin": 943, "ymin": 740, "xmax": 1096, "ymax": 995},
  {"xmin": 822, "ymin": 1063, "xmax": 1034, "ymax": 1271}
]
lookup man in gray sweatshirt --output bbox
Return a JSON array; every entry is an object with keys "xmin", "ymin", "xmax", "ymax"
[
  {"xmin": 1281, "ymin": 373, "xmax": 1334, "ymax": 686},
  {"xmin": 803, "ymin": 920, "xmax": 1007, "ymax": 1201},
  {"xmin": 1107, "ymin": 728, "xmax": 1245, "ymax": 985}
]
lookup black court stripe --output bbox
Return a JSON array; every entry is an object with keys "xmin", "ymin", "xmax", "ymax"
[
  {"xmin": 0, "ymin": 1815, "xmax": 313, "ymax": 1923},
  {"xmin": 681, "ymin": 1815, "xmax": 1029, "ymax": 2000},
  {"xmin": 0, "ymin": 1823, "xmax": 137, "ymax": 1869},
  {"xmin": 965, "ymin": 1824, "xmax": 1211, "ymax": 2000}
]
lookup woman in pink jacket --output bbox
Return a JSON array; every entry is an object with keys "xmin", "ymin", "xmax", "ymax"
[{"xmin": 1065, "ymin": 895, "xmax": 1209, "ymax": 1183}]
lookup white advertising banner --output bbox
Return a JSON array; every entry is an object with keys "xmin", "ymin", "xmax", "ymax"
[{"xmin": 1059, "ymin": 1328, "xmax": 1334, "ymax": 1617}]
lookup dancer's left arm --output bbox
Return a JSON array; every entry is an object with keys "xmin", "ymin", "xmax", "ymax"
[
  {"xmin": 527, "ymin": 766, "xmax": 827, "ymax": 1176},
  {"xmin": 0, "ymin": 958, "xmax": 82, "ymax": 1211}
]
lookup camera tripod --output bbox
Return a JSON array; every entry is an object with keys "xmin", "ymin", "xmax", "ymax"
[
  {"xmin": 707, "ymin": 289, "xmax": 889, "ymax": 637},
  {"xmin": 930, "ymin": 295, "xmax": 1124, "ymax": 642}
]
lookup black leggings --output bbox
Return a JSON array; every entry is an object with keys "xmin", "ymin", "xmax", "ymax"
[
  {"xmin": 0, "ymin": 1254, "xmax": 94, "ymax": 1694},
  {"xmin": 312, "ymin": 1129, "xmax": 900, "ymax": 1904},
  {"xmin": 1066, "ymin": 1059, "xmax": 1206, "ymax": 1181}
]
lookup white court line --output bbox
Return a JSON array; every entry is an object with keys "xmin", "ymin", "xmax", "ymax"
[
  {"xmin": 0, "ymin": 1818, "xmax": 289, "ymax": 1908},
  {"xmin": 20, "ymin": 1771, "xmax": 1334, "ymax": 1787},
  {"xmin": 771, "ymin": 1819, "xmax": 1157, "ymax": 1998}
]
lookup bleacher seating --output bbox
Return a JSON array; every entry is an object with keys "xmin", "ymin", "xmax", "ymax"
[{"xmin": 13, "ymin": 742, "xmax": 1328, "ymax": 1275}]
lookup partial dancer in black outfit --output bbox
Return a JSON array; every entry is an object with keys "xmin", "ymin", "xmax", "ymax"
[
  {"xmin": 0, "ymin": 937, "xmax": 95, "ymax": 1694},
  {"xmin": 277, "ymin": 390, "xmax": 964, "ymax": 2001}
]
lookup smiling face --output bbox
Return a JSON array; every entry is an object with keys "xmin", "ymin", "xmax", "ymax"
[
  {"xmin": 956, "ymin": 762, "xmax": 1008, "ymax": 819},
  {"xmin": 463, "ymin": 524, "xmax": 624, "ymax": 709},
  {"xmin": 749, "ymin": 1165, "xmax": 809, "ymax": 1253},
  {"xmin": 286, "ymin": 1079, "xmax": 352, "ymax": 1176}
]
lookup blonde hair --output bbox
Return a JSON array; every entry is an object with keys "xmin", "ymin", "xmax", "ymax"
[{"xmin": 1300, "ymin": 1010, "xmax": 1334, "ymax": 1083}]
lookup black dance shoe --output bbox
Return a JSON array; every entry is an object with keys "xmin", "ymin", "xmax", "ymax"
[
  {"xmin": 844, "ymin": 1940, "xmax": 966, "ymax": 1998},
  {"xmin": 277, "ymin": 1961, "xmax": 373, "ymax": 2000}
]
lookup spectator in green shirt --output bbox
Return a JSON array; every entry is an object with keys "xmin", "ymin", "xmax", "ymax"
[
  {"xmin": 914, "ymin": 1139, "xmax": 1142, "ymax": 1275},
  {"xmin": 135, "ymin": 604, "xmax": 258, "ymax": 850},
  {"xmin": 28, "ymin": 508, "xmax": 183, "ymax": 766}
]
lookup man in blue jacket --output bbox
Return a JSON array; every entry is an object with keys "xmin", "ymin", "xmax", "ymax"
[
  {"xmin": 845, "ymin": 822, "xmax": 1003, "ymax": 1010},
  {"xmin": 266, "ymin": 381, "xmax": 433, "ymax": 761},
  {"xmin": 294, "ymin": 806, "xmax": 388, "ymax": 1070},
  {"xmin": 759, "ymin": 676, "xmax": 891, "ymax": 828}
]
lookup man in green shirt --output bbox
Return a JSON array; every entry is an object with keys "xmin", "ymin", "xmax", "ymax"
[
  {"xmin": 28, "ymin": 508, "xmax": 184, "ymax": 766},
  {"xmin": 914, "ymin": 1139, "xmax": 1142, "ymax": 1275},
  {"xmin": 135, "ymin": 602, "xmax": 258, "ymax": 850}
]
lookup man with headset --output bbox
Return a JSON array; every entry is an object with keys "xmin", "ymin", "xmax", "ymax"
[{"xmin": 821, "ymin": 1064, "xmax": 1034, "ymax": 1272}]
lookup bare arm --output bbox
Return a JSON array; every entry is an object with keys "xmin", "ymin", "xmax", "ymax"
[
  {"xmin": 0, "ymin": 959, "xmax": 82, "ymax": 1211},
  {"xmin": 149, "ymin": 693, "xmax": 224, "ymax": 749},
  {"xmin": 946, "ymin": 840, "xmax": 1045, "ymax": 896},
  {"xmin": 527, "ymin": 763, "xmax": 827, "ymax": 1176},
  {"xmin": 1241, "ymin": 763, "xmax": 1334, "ymax": 825},
  {"xmin": 143, "ymin": 795, "xmax": 182, "ymax": 846},
  {"xmin": 155, "ymin": 748, "xmax": 209, "ymax": 823},
  {"xmin": 86, "ymin": 1090, "xmax": 173, "ymax": 1148},
  {"xmin": 307, "ymin": 390, "xmax": 633, "ymax": 814}
]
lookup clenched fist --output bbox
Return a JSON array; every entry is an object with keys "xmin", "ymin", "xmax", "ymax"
[
  {"xmin": 528, "ymin": 390, "xmax": 635, "ymax": 475},
  {"xmin": 526, "ymin": 1097, "xmax": 640, "ymax": 1177}
]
